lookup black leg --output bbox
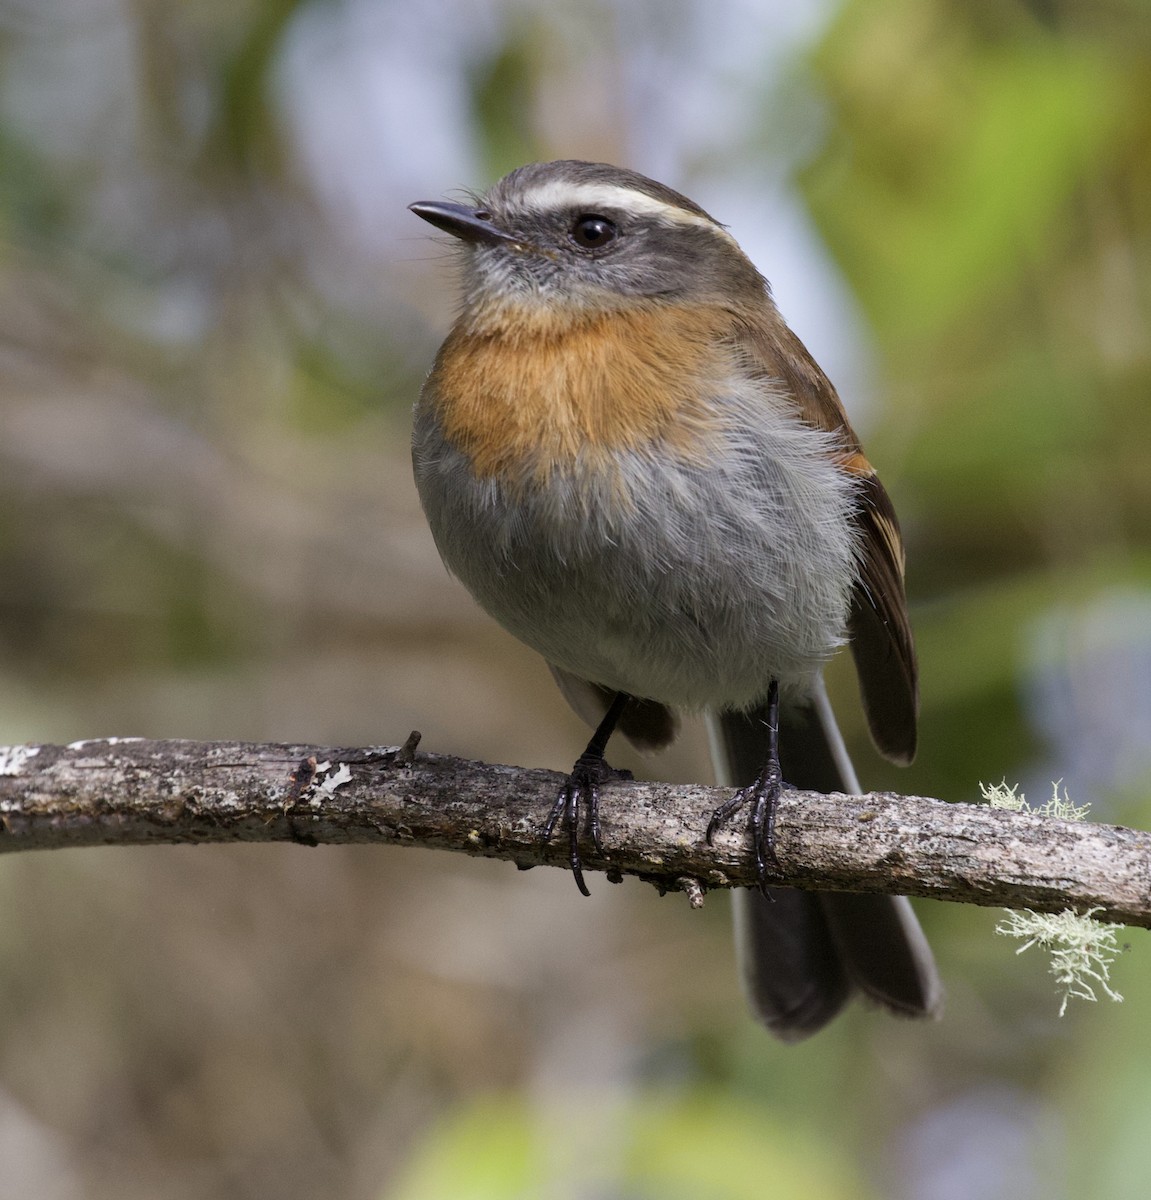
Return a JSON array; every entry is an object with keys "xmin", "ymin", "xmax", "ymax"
[
  {"xmin": 542, "ymin": 690, "xmax": 631, "ymax": 896},
  {"xmin": 706, "ymin": 679, "xmax": 783, "ymax": 894}
]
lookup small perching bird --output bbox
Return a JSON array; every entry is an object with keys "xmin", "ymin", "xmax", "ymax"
[{"xmin": 409, "ymin": 160, "xmax": 941, "ymax": 1040}]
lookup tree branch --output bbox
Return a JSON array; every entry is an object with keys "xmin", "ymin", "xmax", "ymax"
[{"xmin": 2, "ymin": 736, "xmax": 1149, "ymax": 926}]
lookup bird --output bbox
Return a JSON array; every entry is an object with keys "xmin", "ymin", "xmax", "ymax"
[{"xmin": 408, "ymin": 159, "xmax": 941, "ymax": 1040}]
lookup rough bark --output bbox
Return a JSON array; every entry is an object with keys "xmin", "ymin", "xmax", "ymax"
[{"xmin": 1, "ymin": 735, "xmax": 1148, "ymax": 926}]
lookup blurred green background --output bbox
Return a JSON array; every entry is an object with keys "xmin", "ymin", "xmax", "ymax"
[{"xmin": 2, "ymin": 0, "xmax": 1150, "ymax": 1197}]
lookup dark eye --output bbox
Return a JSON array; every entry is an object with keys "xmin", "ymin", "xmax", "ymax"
[{"xmin": 570, "ymin": 214, "xmax": 618, "ymax": 249}]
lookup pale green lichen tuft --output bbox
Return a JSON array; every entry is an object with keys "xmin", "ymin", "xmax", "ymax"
[
  {"xmin": 982, "ymin": 778, "xmax": 1091, "ymax": 822},
  {"xmin": 985, "ymin": 780, "xmax": 1125, "ymax": 1015},
  {"xmin": 982, "ymin": 779, "xmax": 1025, "ymax": 812},
  {"xmin": 995, "ymin": 908, "xmax": 1125, "ymax": 1017}
]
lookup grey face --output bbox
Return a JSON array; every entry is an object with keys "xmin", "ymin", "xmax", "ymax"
[{"xmin": 412, "ymin": 160, "xmax": 766, "ymax": 309}]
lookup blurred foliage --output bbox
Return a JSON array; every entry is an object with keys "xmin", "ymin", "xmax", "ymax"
[
  {"xmin": 803, "ymin": 0, "xmax": 1151, "ymax": 814},
  {"xmin": 1, "ymin": 0, "xmax": 1150, "ymax": 1198},
  {"xmin": 389, "ymin": 1092, "xmax": 872, "ymax": 1200},
  {"xmin": 806, "ymin": 2, "xmax": 1127, "ymax": 346},
  {"xmin": 470, "ymin": 26, "xmax": 548, "ymax": 180}
]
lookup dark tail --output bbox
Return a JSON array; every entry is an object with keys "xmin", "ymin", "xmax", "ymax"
[{"xmin": 707, "ymin": 678, "xmax": 942, "ymax": 1042}]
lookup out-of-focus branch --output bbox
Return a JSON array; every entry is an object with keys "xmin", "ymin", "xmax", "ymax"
[{"xmin": 1, "ymin": 736, "xmax": 1149, "ymax": 925}]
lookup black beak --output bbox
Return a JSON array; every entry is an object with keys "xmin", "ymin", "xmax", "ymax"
[{"xmin": 408, "ymin": 201, "xmax": 520, "ymax": 247}]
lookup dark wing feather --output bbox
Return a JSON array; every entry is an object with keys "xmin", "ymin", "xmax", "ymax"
[
  {"xmin": 730, "ymin": 310, "xmax": 918, "ymax": 763},
  {"xmin": 845, "ymin": 471, "xmax": 918, "ymax": 762}
]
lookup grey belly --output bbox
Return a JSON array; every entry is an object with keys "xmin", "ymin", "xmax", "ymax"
[{"xmin": 413, "ymin": 420, "xmax": 858, "ymax": 711}]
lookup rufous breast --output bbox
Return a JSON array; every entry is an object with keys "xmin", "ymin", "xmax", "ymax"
[{"xmin": 426, "ymin": 302, "xmax": 735, "ymax": 483}]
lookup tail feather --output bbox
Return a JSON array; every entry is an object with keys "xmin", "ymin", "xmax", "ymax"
[
  {"xmin": 730, "ymin": 885, "xmax": 853, "ymax": 1042},
  {"xmin": 708, "ymin": 677, "xmax": 942, "ymax": 1041}
]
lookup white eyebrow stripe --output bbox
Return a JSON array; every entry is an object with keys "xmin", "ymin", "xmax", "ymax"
[{"xmin": 514, "ymin": 179, "xmax": 739, "ymax": 246}]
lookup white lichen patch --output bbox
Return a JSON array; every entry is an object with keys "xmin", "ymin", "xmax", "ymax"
[
  {"xmin": 0, "ymin": 745, "xmax": 40, "ymax": 776},
  {"xmin": 316, "ymin": 762, "xmax": 353, "ymax": 797}
]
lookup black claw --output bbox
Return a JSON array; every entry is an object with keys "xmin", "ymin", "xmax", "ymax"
[
  {"xmin": 589, "ymin": 803, "xmax": 605, "ymax": 856},
  {"xmin": 566, "ymin": 781, "xmax": 583, "ymax": 890},
  {"xmin": 569, "ymin": 833, "xmax": 590, "ymax": 896},
  {"xmin": 706, "ymin": 791, "xmax": 744, "ymax": 845},
  {"xmin": 542, "ymin": 791, "xmax": 565, "ymax": 844}
]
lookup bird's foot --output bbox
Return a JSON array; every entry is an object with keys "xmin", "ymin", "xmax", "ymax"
[
  {"xmin": 706, "ymin": 756, "xmax": 783, "ymax": 895},
  {"xmin": 542, "ymin": 751, "xmax": 632, "ymax": 896}
]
